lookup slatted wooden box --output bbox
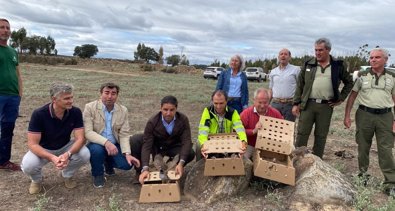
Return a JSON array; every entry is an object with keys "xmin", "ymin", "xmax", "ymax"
[
  {"xmin": 253, "ymin": 116, "xmax": 295, "ymax": 186},
  {"xmin": 139, "ymin": 170, "xmax": 181, "ymax": 203},
  {"xmin": 203, "ymin": 133, "xmax": 245, "ymax": 176}
]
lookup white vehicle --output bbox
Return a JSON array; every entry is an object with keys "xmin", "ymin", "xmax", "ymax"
[
  {"xmin": 353, "ymin": 66, "xmax": 395, "ymax": 81},
  {"xmin": 245, "ymin": 67, "xmax": 267, "ymax": 82},
  {"xmin": 203, "ymin": 67, "xmax": 225, "ymax": 79}
]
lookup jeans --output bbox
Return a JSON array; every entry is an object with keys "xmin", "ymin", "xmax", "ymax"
[
  {"xmin": 87, "ymin": 142, "xmax": 133, "ymax": 176},
  {"xmin": 0, "ymin": 95, "xmax": 21, "ymax": 164},
  {"xmin": 21, "ymin": 140, "xmax": 90, "ymax": 182}
]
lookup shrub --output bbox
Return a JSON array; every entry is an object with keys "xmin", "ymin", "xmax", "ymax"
[
  {"xmin": 161, "ymin": 67, "xmax": 177, "ymax": 74},
  {"xmin": 65, "ymin": 58, "xmax": 78, "ymax": 65},
  {"xmin": 141, "ymin": 64, "xmax": 154, "ymax": 72}
]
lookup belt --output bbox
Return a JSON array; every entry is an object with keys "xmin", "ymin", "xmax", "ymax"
[
  {"xmin": 358, "ymin": 105, "xmax": 392, "ymax": 114},
  {"xmin": 272, "ymin": 98, "xmax": 293, "ymax": 104},
  {"xmin": 308, "ymin": 98, "xmax": 330, "ymax": 104},
  {"xmin": 228, "ymin": 97, "xmax": 241, "ymax": 102}
]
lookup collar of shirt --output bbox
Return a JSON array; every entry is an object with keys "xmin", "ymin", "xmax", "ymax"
[
  {"xmin": 161, "ymin": 115, "xmax": 176, "ymax": 135},
  {"xmin": 231, "ymin": 69, "xmax": 242, "ymax": 77},
  {"xmin": 49, "ymin": 103, "xmax": 70, "ymax": 120},
  {"xmin": 279, "ymin": 63, "xmax": 290, "ymax": 71},
  {"xmin": 102, "ymin": 103, "xmax": 115, "ymax": 113},
  {"xmin": 253, "ymin": 106, "xmax": 267, "ymax": 116}
]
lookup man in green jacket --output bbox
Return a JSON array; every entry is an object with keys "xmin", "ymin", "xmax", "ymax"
[
  {"xmin": 197, "ymin": 90, "xmax": 247, "ymax": 160},
  {"xmin": 292, "ymin": 38, "xmax": 353, "ymax": 158}
]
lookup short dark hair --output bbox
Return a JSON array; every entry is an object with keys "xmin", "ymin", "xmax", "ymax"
[
  {"xmin": 211, "ymin": 90, "xmax": 228, "ymax": 101},
  {"xmin": 100, "ymin": 82, "xmax": 120, "ymax": 93},
  {"xmin": 161, "ymin": 95, "xmax": 178, "ymax": 107},
  {"xmin": 0, "ymin": 18, "xmax": 9, "ymax": 23}
]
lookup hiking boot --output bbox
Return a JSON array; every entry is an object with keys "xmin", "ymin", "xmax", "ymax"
[
  {"xmin": 385, "ymin": 187, "xmax": 395, "ymax": 196},
  {"xmin": 105, "ymin": 168, "xmax": 115, "ymax": 176},
  {"xmin": 93, "ymin": 175, "xmax": 106, "ymax": 188},
  {"xmin": 357, "ymin": 173, "xmax": 370, "ymax": 187},
  {"xmin": 0, "ymin": 161, "xmax": 21, "ymax": 171},
  {"xmin": 104, "ymin": 160, "xmax": 115, "ymax": 176},
  {"xmin": 29, "ymin": 181, "xmax": 42, "ymax": 194},
  {"xmin": 64, "ymin": 177, "xmax": 77, "ymax": 189}
]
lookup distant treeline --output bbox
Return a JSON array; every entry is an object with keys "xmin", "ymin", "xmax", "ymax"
[{"xmin": 10, "ymin": 26, "xmax": 390, "ymax": 72}]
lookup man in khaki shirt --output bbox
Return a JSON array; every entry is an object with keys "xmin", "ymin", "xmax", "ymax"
[
  {"xmin": 344, "ymin": 48, "xmax": 395, "ymax": 195},
  {"xmin": 292, "ymin": 38, "xmax": 353, "ymax": 158},
  {"xmin": 84, "ymin": 82, "xmax": 140, "ymax": 188}
]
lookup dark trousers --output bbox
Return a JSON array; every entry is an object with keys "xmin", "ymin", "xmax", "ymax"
[
  {"xmin": 271, "ymin": 102, "xmax": 296, "ymax": 122},
  {"xmin": 355, "ymin": 109, "xmax": 395, "ymax": 185},
  {"xmin": 0, "ymin": 95, "xmax": 21, "ymax": 164},
  {"xmin": 295, "ymin": 101, "xmax": 333, "ymax": 158},
  {"xmin": 129, "ymin": 133, "xmax": 195, "ymax": 172},
  {"xmin": 227, "ymin": 99, "xmax": 242, "ymax": 114}
]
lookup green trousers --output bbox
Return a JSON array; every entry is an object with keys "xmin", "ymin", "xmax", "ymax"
[
  {"xmin": 355, "ymin": 109, "xmax": 395, "ymax": 185},
  {"xmin": 295, "ymin": 102, "xmax": 333, "ymax": 158}
]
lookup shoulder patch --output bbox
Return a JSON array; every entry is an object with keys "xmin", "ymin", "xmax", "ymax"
[
  {"xmin": 385, "ymin": 68, "xmax": 395, "ymax": 77},
  {"xmin": 358, "ymin": 70, "xmax": 370, "ymax": 77}
]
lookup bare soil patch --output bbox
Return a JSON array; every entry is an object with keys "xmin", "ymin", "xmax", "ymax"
[{"xmin": 0, "ymin": 62, "xmax": 392, "ymax": 210}]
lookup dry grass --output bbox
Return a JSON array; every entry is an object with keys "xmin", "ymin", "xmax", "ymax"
[{"xmin": 0, "ymin": 62, "xmax": 392, "ymax": 210}]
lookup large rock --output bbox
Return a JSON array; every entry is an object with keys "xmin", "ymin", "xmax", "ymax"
[
  {"xmin": 286, "ymin": 154, "xmax": 356, "ymax": 205},
  {"xmin": 184, "ymin": 158, "xmax": 253, "ymax": 204}
]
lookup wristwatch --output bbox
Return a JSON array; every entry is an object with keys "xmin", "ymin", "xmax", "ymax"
[
  {"xmin": 141, "ymin": 166, "xmax": 149, "ymax": 173},
  {"xmin": 67, "ymin": 151, "xmax": 73, "ymax": 160},
  {"xmin": 179, "ymin": 160, "xmax": 186, "ymax": 166}
]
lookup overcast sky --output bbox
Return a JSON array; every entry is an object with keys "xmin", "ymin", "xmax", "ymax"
[{"xmin": 2, "ymin": 0, "xmax": 394, "ymax": 65}]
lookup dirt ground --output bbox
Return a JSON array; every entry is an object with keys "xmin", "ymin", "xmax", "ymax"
[{"xmin": 0, "ymin": 62, "xmax": 392, "ymax": 211}]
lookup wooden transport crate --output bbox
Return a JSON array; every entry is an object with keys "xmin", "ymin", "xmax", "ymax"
[
  {"xmin": 139, "ymin": 170, "xmax": 181, "ymax": 203},
  {"xmin": 253, "ymin": 116, "xmax": 295, "ymax": 186},
  {"xmin": 203, "ymin": 133, "xmax": 245, "ymax": 176}
]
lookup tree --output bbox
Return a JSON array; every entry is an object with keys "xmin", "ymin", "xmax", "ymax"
[
  {"xmin": 73, "ymin": 44, "xmax": 99, "ymax": 58},
  {"xmin": 210, "ymin": 59, "xmax": 221, "ymax": 67},
  {"xmin": 158, "ymin": 46, "xmax": 164, "ymax": 64},
  {"xmin": 141, "ymin": 46, "xmax": 159, "ymax": 63},
  {"xmin": 38, "ymin": 36, "xmax": 47, "ymax": 55},
  {"xmin": 180, "ymin": 54, "xmax": 189, "ymax": 65},
  {"xmin": 10, "ymin": 27, "xmax": 57, "ymax": 55},
  {"xmin": 134, "ymin": 43, "xmax": 142, "ymax": 60},
  {"xmin": 23, "ymin": 35, "xmax": 40, "ymax": 55},
  {"xmin": 45, "ymin": 36, "xmax": 56, "ymax": 55},
  {"xmin": 166, "ymin": 55, "xmax": 180, "ymax": 66},
  {"xmin": 134, "ymin": 43, "xmax": 159, "ymax": 63},
  {"xmin": 10, "ymin": 27, "xmax": 26, "ymax": 53}
]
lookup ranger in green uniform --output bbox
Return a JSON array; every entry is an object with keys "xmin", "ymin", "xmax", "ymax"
[
  {"xmin": 344, "ymin": 48, "xmax": 395, "ymax": 195},
  {"xmin": 292, "ymin": 38, "xmax": 353, "ymax": 158}
]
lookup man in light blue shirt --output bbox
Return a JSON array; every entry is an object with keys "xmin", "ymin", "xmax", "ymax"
[
  {"xmin": 269, "ymin": 49, "xmax": 301, "ymax": 121},
  {"xmin": 162, "ymin": 115, "xmax": 176, "ymax": 135},
  {"xmin": 84, "ymin": 83, "xmax": 140, "ymax": 188}
]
